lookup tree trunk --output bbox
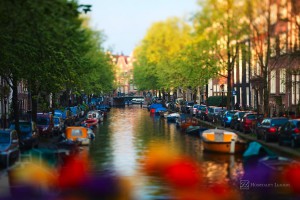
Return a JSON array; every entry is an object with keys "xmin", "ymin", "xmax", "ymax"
[
  {"xmin": 227, "ymin": 68, "xmax": 232, "ymax": 110},
  {"xmin": 193, "ymin": 88, "xmax": 197, "ymax": 103},
  {"xmin": 263, "ymin": 72, "xmax": 269, "ymax": 117},
  {"xmin": 11, "ymin": 78, "xmax": 20, "ymax": 136},
  {"xmin": 31, "ymin": 84, "xmax": 39, "ymax": 123}
]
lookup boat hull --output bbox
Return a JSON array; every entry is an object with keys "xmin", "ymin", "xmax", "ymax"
[
  {"xmin": 202, "ymin": 140, "xmax": 247, "ymax": 154},
  {"xmin": 83, "ymin": 119, "xmax": 98, "ymax": 128}
]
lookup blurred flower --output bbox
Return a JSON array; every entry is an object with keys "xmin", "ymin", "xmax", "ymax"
[
  {"xmin": 142, "ymin": 142, "xmax": 180, "ymax": 175},
  {"xmin": 283, "ymin": 163, "xmax": 300, "ymax": 194},
  {"xmin": 10, "ymin": 158, "xmax": 57, "ymax": 189},
  {"xmin": 164, "ymin": 157, "xmax": 202, "ymax": 188},
  {"xmin": 56, "ymin": 154, "xmax": 91, "ymax": 189}
]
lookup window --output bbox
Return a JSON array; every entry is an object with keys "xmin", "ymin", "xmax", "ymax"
[
  {"xmin": 246, "ymin": 59, "xmax": 249, "ymax": 83},
  {"xmin": 270, "ymin": 4, "xmax": 277, "ymax": 24},
  {"xmin": 270, "ymin": 70, "xmax": 276, "ymax": 93},
  {"xmin": 292, "ymin": 75, "xmax": 296, "ymax": 105},
  {"xmin": 270, "ymin": 37, "xmax": 276, "ymax": 57},
  {"xmin": 234, "ymin": 63, "xmax": 237, "ymax": 84},
  {"xmin": 239, "ymin": 49, "xmax": 242, "ymax": 83},
  {"xmin": 292, "ymin": 74, "xmax": 300, "ymax": 105},
  {"xmin": 279, "ymin": 69, "xmax": 286, "ymax": 93},
  {"xmin": 279, "ymin": 8, "xmax": 287, "ymax": 20},
  {"xmin": 279, "ymin": 33, "xmax": 287, "ymax": 54},
  {"xmin": 246, "ymin": 87, "xmax": 249, "ymax": 106}
]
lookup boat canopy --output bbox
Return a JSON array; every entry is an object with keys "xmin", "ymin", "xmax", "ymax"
[
  {"xmin": 155, "ymin": 107, "xmax": 167, "ymax": 112},
  {"xmin": 243, "ymin": 141, "xmax": 276, "ymax": 159},
  {"xmin": 149, "ymin": 103, "xmax": 163, "ymax": 109}
]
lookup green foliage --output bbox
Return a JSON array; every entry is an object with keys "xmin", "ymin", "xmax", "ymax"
[
  {"xmin": 0, "ymin": 0, "xmax": 113, "ymax": 121},
  {"xmin": 194, "ymin": 0, "xmax": 250, "ymax": 108},
  {"xmin": 0, "ymin": 0, "xmax": 113, "ymax": 94},
  {"xmin": 207, "ymin": 96, "xmax": 227, "ymax": 107}
]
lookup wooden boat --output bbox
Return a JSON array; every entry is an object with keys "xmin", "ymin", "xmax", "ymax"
[
  {"xmin": 185, "ymin": 126, "xmax": 201, "ymax": 136},
  {"xmin": 64, "ymin": 126, "xmax": 90, "ymax": 146},
  {"xmin": 201, "ymin": 129, "xmax": 247, "ymax": 154},
  {"xmin": 180, "ymin": 118, "xmax": 198, "ymax": 131}
]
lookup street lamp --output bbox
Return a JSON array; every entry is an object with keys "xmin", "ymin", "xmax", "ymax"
[{"xmin": 220, "ymin": 84, "xmax": 224, "ymax": 110}]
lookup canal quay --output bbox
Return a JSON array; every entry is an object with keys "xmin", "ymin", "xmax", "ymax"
[{"xmin": 0, "ymin": 105, "xmax": 299, "ymax": 200}]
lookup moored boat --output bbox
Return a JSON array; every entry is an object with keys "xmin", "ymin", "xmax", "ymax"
[
  {"xmin": 166, "ymin": 113, "xmax": 180, "ymax": 123},
  {"xmin": 64, "ymin": 126, "xmax": 90, "ymax": 146},
  {"xmin": 201, "ymin": 129, "xmax": 247, "ymax": 154},
  {"xmin": 154, "ymin": 107, "xmax": 167, "ymax": 115},
  {"xmin": 185, "ymin": 126, "xmax": 201, "ymax": 136},
  {"xmin": 82, "ymin": 118, "xmax": 98, "ymax": 128},
  {"xmin": 258, "ymin": 155, "xmax": 298, "ymax": 172},
  {"xmin": 180, "ymin": 119, "xmax": 198, "ymax": 131}
]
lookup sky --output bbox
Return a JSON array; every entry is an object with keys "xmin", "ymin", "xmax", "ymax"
[{"xmin": 78, "ymin": 0, "xmax": 199, "ymax": 56}]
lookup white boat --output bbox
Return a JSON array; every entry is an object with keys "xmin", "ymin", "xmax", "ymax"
[
  {"xmin": 166, "ymin": 113, "xmax": 181, "ymax": 122},
  {"xmin": 86, "ymin": 110, "xmax": 103, "ymax": 123},
  {"xmin": 201, "ymin": 129, "xmax": 247, "ymax": 154}
]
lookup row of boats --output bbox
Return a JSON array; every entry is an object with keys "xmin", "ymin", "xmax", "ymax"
[
  {"xmin": 149, "ymin": 104, "xmax": 247, "ymax": 154},
  {"xmin": 0, "ymin": 108, "xmax": 110, "ymax": 169},
  {"xmin": 149, "ymin": 104, "xmax": 300, "ymax": 180}
]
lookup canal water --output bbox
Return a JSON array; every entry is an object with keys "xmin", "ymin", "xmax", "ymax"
[
  {"xmin": 0, "ymin": 105, "xmax": 296, "ymax": 199},
  {"xmin": 89, "ymin": 105, "xmax": 245, "ymax": 199}
]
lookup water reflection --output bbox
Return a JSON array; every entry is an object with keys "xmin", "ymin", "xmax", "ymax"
[
  {"xmin": 2, "ymin": 106, "xmax": 298, "ymax": 199},
  {"xmin": 89, "ymin": 106, "xmax": 245, "ymax": 199}
]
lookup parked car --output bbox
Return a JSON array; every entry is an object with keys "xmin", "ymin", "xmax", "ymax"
[
  {"xmin": 192, "ymin": 104, "xmax": 200, "ymax": 116},
  {"xmin": 230, "ymin": 111, "xmax": 248, "ymax": 130},
  {"xmin": 256, "ymin": 117, "xmax": 289, "ymax": 142},
  {"xmin": 195, "ymin": 105, "xmax": 207, "ymax": 118},
  {"xmin": 198, "ymin": 106, "xmax": 209, "ymax": 121},
  {"xmin": 240, "ymin": 113, "xmax": 264, "ymax": 133},
  {"xmin": 207, "ymin": 107, "xmax": 225, "ymax": 122},
  {"xmin": 37, "ymin": 113, "xmax": 54, "ymax": 137},
  {"xmin": 181, "ymin": 101, "xmax": 194, "ymax": 113},
  {"xmin": 221, "ymin": 110, "xmax": 238, "ymax": 127},
  {"xmin": 278, "ymin": 119, "xmax": 300, "ymax": 148},
  {"xmin": 9, "ymin": 120, "xmax": 39, "ymax": 150},
  {"xmin": 217, "ymin": 109, "xmax": 227, "ymax": 121},
  {"xmin": 0, "ymin": 129, "xmax": 20, "ymax": 168}
]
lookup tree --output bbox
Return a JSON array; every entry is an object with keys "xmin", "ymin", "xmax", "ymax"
[
  {"xmin": 194, "ymin": 0, "xmax": 249, "ymax": 109},
  {"xmin": 0, "ymin": 0, "xmax": 113, "ymax": 128},
  {"xmin": 133, "ymin": 17, "xmax": 192, "ymax": 98}
]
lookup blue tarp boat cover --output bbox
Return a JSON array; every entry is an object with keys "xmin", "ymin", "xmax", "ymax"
[
  {"xmin": 54, "ymin": 110, "xmax": 67, "ymax": 120},
  {"xmin": 155, "ymin": 107, "xmax": 167, "ymax": 112},
  {"xmin": 243, "ymin": 141, "xmax": 276, "ymax": 159},
  {"xmin": 149, "ymin": 103, "xmax": 163, "ymax": 109}
]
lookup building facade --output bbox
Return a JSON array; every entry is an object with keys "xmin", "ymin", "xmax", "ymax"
[
  {"xmin": 111, "ymin": 53, "xmax": 140, "ymax": 97},
  {"xmin": 210, "ymin": 0, "xmax": 299, "ymax": 115}
]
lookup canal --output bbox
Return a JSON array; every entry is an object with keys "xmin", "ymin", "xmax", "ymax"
[
  {"xmin": 0, "ymin": 105, "xmax": 296, "ymax": 199},
  {"xmin": 89, "ymin": 105, "xmax": 245, "ymax": 199}
]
